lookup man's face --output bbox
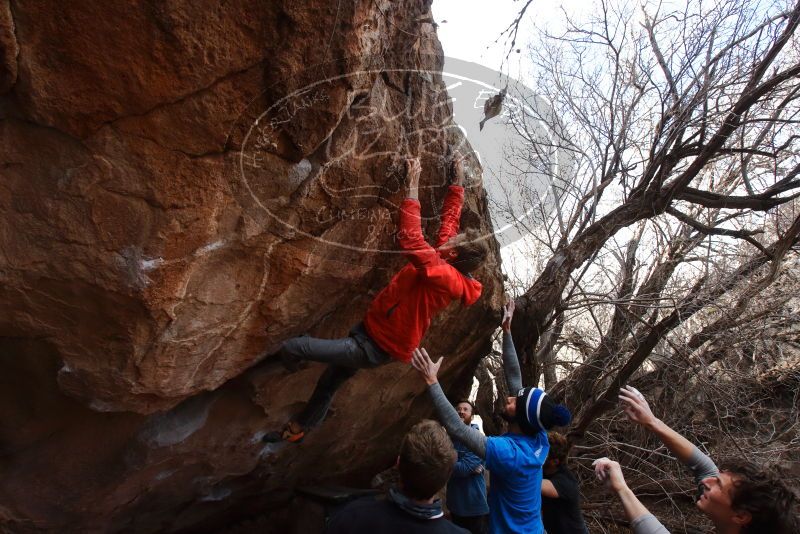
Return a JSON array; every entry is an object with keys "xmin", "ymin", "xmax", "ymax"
[
  {"xmin": 456, "ymin": 402, "xmax": 473, "ymax": 424},
  {"xmin": 494, "ymin": 396, "xmax": 517, "ymax": 424},
  {"xmin": 441, "ymin": 232, "xmax": 465, "ymax": 251},
  {"xmin": 439, "ymin": 233, "xmax": 466, "ymax": 262},
  {"xmin": 503, "ymin": 396, "xmax": 517, "ymax": 417},
  {"xmin": 696, "ymin": 472, "xmax": 749, "ymax": 527}
]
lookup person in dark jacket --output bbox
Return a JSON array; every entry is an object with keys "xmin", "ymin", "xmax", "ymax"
[
  {"xmin": 324, "ymin": 419, "xmax": 469, "ymax": 534},
  {"xmin": 265, "ymin": 155, "xmax": 490, "ymax": 443},
  {"xmin": 541, "ymin": 432, "xmax": 589, "ymax": 534},
  {"xmin": 447, "ymin": 400, "xmax": 489, "ymax": 534}
]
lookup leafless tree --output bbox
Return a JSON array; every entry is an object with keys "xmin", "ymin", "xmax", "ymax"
[{"xmin": 472, "ymin": 4, "xmax": 800, "ymax": 522}]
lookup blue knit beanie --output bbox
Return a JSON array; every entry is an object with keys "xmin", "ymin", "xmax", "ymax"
[{"xmin": 514, "ymin": 387, "xmax": 572, "ymax": 435}]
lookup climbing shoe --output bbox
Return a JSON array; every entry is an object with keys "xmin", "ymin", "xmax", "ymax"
[{"xmin": 262, "ymin": 423, "xmax": 305, "ymax": 444}]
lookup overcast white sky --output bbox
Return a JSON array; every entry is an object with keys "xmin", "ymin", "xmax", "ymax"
[
  {"xmin": 433, "ymin": 0, "xmax": 593, "ymax": 79},
  {"xmin": 432, "ymin": 0, "xmax": 599, "ymax": 286}
]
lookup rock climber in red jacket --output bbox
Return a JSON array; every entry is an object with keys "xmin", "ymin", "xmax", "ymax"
[{"xmin": 265, "ymin": 154, "xmax": 490, "ymax": 443}]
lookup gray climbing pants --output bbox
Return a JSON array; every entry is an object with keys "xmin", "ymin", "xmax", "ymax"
[{"xmin": 281, "ymin": 323, "xmax": 392, "ymax": 429}]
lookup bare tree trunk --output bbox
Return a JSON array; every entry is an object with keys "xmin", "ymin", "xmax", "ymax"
[
  {"xmin": 536, "ymin": 313, "xmax": 563, "ymax": 390},
  {"xmin": 475, "ymin": 352, "xmax": 508, "ymax": 436}
]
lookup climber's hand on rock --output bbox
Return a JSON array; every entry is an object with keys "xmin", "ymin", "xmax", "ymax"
[
  {"xmin": 451, "ymin": 152, "xmax": 465, "ymax": 187},
  {"xmin": 411, "ymin": 347, "xmax": 442, "ymax": 386},
  {"xmin": 406, "ymin": 157, "xmax": 421, "ymax": 200}
]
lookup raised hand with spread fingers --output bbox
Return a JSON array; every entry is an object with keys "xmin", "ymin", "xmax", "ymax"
[
  {"xmin": 618, "ymin": 385, "xmax": 657, "ymax": 428},
  {"xmin": 411, "ymin": 347, "xmax": 442, "ymax": 386}
]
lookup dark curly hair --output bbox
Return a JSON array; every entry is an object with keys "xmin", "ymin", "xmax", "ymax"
[
  {"xmin": 451, "ymin": 228, "xmax": 491, "ymax": 274},
  {"xmin": 718, "ymin": 458, "xmax": 798, "ymax": 534},
  {"xmin": 546, "ymin": 431, "xmax": 570, "ymax": 466}
]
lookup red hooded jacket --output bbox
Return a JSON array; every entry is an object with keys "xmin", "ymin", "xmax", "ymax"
[{"xmin": 364, "ymin": 186, "xmax": 483, "ymax": 363}]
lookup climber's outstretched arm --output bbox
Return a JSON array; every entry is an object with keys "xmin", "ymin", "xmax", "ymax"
[
  {"xmin": 435, "ymin": 153, "xmax": 466, "ymax": 248},
  {"xmin": 619, "ymin": 386, "xmax": 719, "ymax": 484},
  {"xmin": 593, "ymin": 458, "xmax": 668, "ymax": 534},
  {"xmin": 500, "ymin": 299, "xmax": 522, "ymax": 393},
  {"xmin": 411, "ymin": 348, "xmax": 487, "ymax": 458},
  {"xmin": 398, "ymin": 158, "xmax": 440, "ymax": 269}
]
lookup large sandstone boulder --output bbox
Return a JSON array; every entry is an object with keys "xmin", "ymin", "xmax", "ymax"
[{"xmin": 0, "ymin": 1, "xmax": 503, "ymax": 531}]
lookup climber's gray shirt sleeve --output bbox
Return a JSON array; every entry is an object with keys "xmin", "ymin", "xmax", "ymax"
[
  {"xmin": 687, "ymin": 446, "xmax": 719, "ymax": 485},
  {"xmin": 502, "ymin": 331, "xmax": 522, "ymax": 393},
  {"xmin": 427, "ymin": 382, "xmax": 487, "ymax": 458},
  {"xmin": 631, "ymin": 514, "xmax": 670, "ymax": 534},
  {"xmin": 630, "ymin": 448, "xmax": 719, "ymax": 534}
]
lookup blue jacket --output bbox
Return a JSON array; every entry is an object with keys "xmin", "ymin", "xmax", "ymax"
[{"xmin": 447, "ymin": 424, "xmax": 489, "ymax": 516}]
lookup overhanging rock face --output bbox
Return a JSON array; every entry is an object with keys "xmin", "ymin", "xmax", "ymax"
[{"xmin": 0, "ymin": 1, "xmax": 504, "ymax": 531}]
